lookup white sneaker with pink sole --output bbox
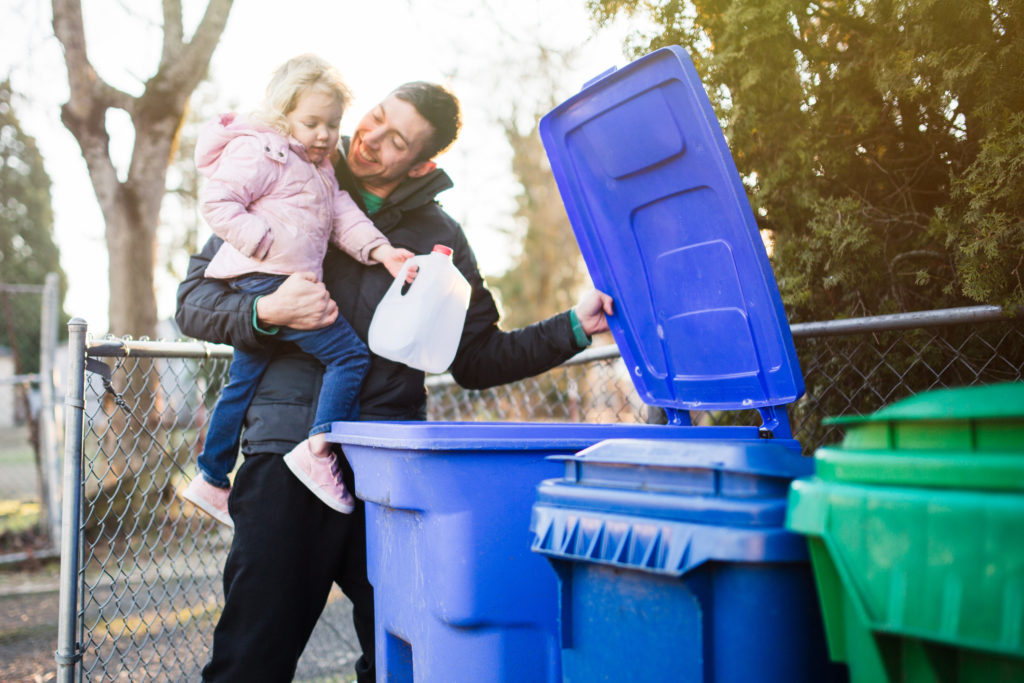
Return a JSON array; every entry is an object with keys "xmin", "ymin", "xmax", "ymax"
[
  {"xmin": 180, "ymin": 477, "xmax": 234, "ymax": 529},
  {"xmin": 283, "ymin": 439, "xmax": 356, "ymax": 514}
]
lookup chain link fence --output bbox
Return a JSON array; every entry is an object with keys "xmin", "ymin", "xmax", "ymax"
[
  {"xmin": 56, "ymin": 335, "xmax": 360, "ymax": 682},
  {"xmin": 0, "ymin": 275, "xmax": 61, "ymax": 562},
  {"xmin": 57, "ymin": 306, "xmax": 1023, "ymax": 681},
  {"xmin": 427, "ymin": 305, "xmax": 1024, "ymax": 451}
]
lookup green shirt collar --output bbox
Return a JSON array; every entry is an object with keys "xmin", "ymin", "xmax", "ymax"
[{"xmin": 359, "ymin": 190, "xmax": 385, "ymax": 215}]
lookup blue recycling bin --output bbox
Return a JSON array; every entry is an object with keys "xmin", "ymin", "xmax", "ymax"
[
  {"xmin": 531, "ymin": 438, "xmax": 835, "ymax": 682},
  {"xmin": 329, "ymin": 44, "xmax": 828, "ymax": 682},
  {"xmin": 329, "ymin": 421, "xmax": 780, "ymax": 683}
]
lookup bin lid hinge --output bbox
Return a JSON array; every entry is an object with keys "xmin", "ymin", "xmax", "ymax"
[
  {"xmin": 664, "ymin": 408, "xmax": 692, "ymax": 426},
  {"xmin": 757, "ymin": 405, "xmax": 792, "ymax": 440}
]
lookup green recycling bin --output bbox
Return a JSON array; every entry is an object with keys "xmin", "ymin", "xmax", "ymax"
[{"xmin": 786, "ymin": 382, "xmax": 1024, "ymax": 683}]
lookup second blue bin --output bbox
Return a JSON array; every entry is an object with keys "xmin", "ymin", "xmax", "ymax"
[
  {"xmin": 531, "ymin": 438, "xmax": 834, "ymax": 682},
  {"xmin": 526, "ymin": 43, "xmax": 839, "ymax": 682}
]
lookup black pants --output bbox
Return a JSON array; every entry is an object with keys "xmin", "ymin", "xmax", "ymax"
[{"xmin": 201, "ymin": 451, "xmax": 374, "ymax": 682}]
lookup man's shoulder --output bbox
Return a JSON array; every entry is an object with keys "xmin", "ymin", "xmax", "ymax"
[
  {"xmin": 401, "ymin": 206, "xmax": 470, "ymax": 257},
  {"xmin": 405, "ymin": 197, "xmax": 459, "ymax": 224},
  {"xmin": 388, "ymin": 168, "xmax": 454, "ymax": 212}
]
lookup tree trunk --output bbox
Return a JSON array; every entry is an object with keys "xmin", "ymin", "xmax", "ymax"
[
  {"xmin": 103, "ymin": 193, "xmax": 159, "ymax": 339},
  {"xmin": 53, "ymin": 0, "xmax": 234, "ymax": 337},
  {"xmin": 52, "ymin": 0, "xmax": 234, "ymax": 533}
]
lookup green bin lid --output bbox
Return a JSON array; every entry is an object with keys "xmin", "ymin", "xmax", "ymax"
[
  {"xmin": 826, "ymin": 382, "xmax": 1024, "ymax": 425},
  {"xmin": 814, "ymin": 382, "xmax": 1024, "ymax": 490}
]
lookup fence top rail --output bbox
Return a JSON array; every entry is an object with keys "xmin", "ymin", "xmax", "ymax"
[
  {"xmin": 427, "ymin": 306, "xmax": 1016, "ymax": 389},
  {"xmin": 789, "ymin": 305, "xmax": 1016, "ymax": 337},
  {"xmin": 0, "ymin": 283, "xmax": 47, "ymax": 293},
  {"xmin": 78, "ymin": 305, "xmax": 1016, "ymax": 364},
  {"xmin": 86, "ymin": 338, "xmax": 234, "ymax": 360},
  {"xmin": 0, "ymin": 373, "xmax": 41, "ymax": 385}
]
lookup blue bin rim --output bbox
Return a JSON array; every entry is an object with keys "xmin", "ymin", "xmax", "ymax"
[
  {"xmin": 327, "ymin": 421, "xmax": 767, "ymax": 451},
  {"xmin": 559, "ymin": 438, "xmax": 812, "ymax": 479}
]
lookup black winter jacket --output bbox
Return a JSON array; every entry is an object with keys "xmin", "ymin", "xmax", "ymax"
[{"xmin": 175, "ymin": 162, "xmax": 585, "ymax": 456}]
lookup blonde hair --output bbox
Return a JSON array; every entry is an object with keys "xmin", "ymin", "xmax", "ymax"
[{"xmin": 253, "ymin": 54, "xmax": 353, "ymax": 136}]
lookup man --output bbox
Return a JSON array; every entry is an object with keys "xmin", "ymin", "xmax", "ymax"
[{"xmin": 176, "ymin": 81, "xmax": 613, "ymax": 682}]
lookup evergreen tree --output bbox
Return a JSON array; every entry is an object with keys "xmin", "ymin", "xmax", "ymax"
[
  {"xmin": 0, "ymin": 79, "xmax": 66, "ymax": 374},
  {"xmin": 588, "ymin": 0, "xmax": 1024, "ymax": 318}
]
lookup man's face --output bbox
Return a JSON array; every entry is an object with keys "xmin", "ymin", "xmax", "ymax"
[
  {"xmin": 285, "ymin": 89, "xmax": 342, "ymax": 165},
  {"xmin": 347, "ymin": 94, "xmax": 437, "ymax": 197}
]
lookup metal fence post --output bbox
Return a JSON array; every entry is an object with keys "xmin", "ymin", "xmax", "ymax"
[
  {"xmin": 56, "ymin": 318, "xmax": 87, "ymax": 683},
  {"xmin": 40, "ymin": 272, "xmax": 61, "ymax": 546}
]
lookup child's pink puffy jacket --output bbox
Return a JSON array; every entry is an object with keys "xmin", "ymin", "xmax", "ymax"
[{"xmin": 196, "ymin": 113, "xmax": 388, "ymax": 281}]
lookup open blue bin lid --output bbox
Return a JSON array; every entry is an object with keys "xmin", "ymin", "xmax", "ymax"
[{"xmin": 540, "ymin": 46, "xmax": 803, "ymax": 416}]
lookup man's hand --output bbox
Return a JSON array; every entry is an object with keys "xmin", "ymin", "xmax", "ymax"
[
  {"xmin": 255, "ymin": 272, "xmax": 338, "ymax": 330},
  {"xmin": 574, "ymin": 289, "xmax": 614, "ymax": 336}
]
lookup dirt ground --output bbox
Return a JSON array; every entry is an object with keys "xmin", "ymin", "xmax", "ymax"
[
  {"xmin": 0, "ymin": 557, "xmax": 360, "ymax": 682},
  {"xmin": 0, "ymin": 424, "xmax": 358, "ymax": 682},
  {"xmin": 0, "ymin": 424, "xmax": 60, "ymax": 682},
  {"xmin": 0, "ymin": 558, "xmax": 60, "ymax": 683}
]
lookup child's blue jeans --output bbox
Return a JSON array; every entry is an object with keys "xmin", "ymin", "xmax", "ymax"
[{"xmin": 197, "ymin": 274, "xmax": 370, "ymax": 488}]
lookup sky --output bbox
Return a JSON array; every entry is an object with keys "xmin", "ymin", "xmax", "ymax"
[{"xmin": 1, "ymin": 0, "xmax": 638, "ymax": 334}]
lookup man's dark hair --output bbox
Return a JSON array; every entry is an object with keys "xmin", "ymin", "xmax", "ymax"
[{"xmin": 391, "ymin": 81, "xmax": 461, "ymax": 161}]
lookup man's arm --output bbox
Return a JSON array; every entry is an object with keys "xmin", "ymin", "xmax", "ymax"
[
  {"xmin": 254, "ymin": 272, "xmax": 339, "ymax": 330},
  {"xmin": 444, "ymin": 230, "xmax": 611, "ymax": 391},
  {"xmin": 175, "ymin": 236, "xmax": 263, "ymax": 350},
  {"xmin": 448, "ymin": 289, "xmax": 612, "ymax": 391},
  {"xmin": 176, "ymin": 237, "xmax": 342, "ymax": 350}
]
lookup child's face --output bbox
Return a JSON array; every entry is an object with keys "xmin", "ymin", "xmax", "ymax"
[{"xmin": 285, "ymin": 89, "xmax": 343, "ymax": 164}]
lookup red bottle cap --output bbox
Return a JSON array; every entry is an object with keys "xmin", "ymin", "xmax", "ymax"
[{"xmin": 432, "ymin": 244, "xmax": 453, "ymax": 256}]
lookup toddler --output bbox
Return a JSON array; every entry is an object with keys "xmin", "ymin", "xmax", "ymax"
[{"xmin": 180, "ymin": 54, "xmax": 413, "ymax": 527}]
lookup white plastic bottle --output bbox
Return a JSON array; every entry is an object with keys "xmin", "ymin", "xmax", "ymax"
[{"xmin": 368, "ymin": 244, "xmax": 471, "ymax": 373}]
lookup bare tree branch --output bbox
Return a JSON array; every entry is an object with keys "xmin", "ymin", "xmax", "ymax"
[
  {"xmin": 52, "ymin": 0, "xmax": 128, "ymax": 202},
  {"xmin": 51, "ymin": 0, "xmax": 234, "ymax": 338},
  {"xmin": 890, "ymin": 249, "xmax": 950, "ymax": 271},
  {"xmin": 161, "ymin": 0, "xmax": 184, "ymax": 68},
  {"xmin": 52, "ymin": 0, "xmax": 94, "ymax": 111},
  {"xmin": 127, "ymin": 0, "xmax": 233, "ymax": 205},
  {"xmin": 52, "ymin": 0, "xmax": 135, "ymax": 116},
  {"xmin": 161, "ymin": 0, "xmax": 232, "ymax": 93}
]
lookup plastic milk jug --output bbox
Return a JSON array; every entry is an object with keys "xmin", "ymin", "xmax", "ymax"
[{"xmin": 368, "ymin": 244, "xmax": 471, "ymax": 373}]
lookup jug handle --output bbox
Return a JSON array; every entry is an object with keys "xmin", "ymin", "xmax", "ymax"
[{"xmin": 386, "ymin": 254, "xmax": 427, "ymax": 297}]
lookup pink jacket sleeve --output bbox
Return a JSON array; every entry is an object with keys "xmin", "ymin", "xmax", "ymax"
[
  {"xmin": 330, "ymin": 182, "xmax": 389, "ymax": 265},
  {"xmin": 199, "ymin": 137, "xmax": 277, "ymax": 260}
]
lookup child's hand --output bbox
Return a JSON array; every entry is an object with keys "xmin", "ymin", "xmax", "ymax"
[{"xmin": 372, "ymin": 245, "xmax": 419, "ymax": 282}]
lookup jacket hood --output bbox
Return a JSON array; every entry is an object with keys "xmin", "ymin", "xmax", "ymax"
[
  {"xmin": 384, "ymin": 167, "xmax": 454, "ymax": 211},
  {"xmin": 195, "ymin": 113, "xmax": 290, "ymax": 177}
]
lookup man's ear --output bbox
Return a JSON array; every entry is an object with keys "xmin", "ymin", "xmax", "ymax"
[{"xmin": 407, "ymin": 159, "xmax": 437, "ymax": 179}]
